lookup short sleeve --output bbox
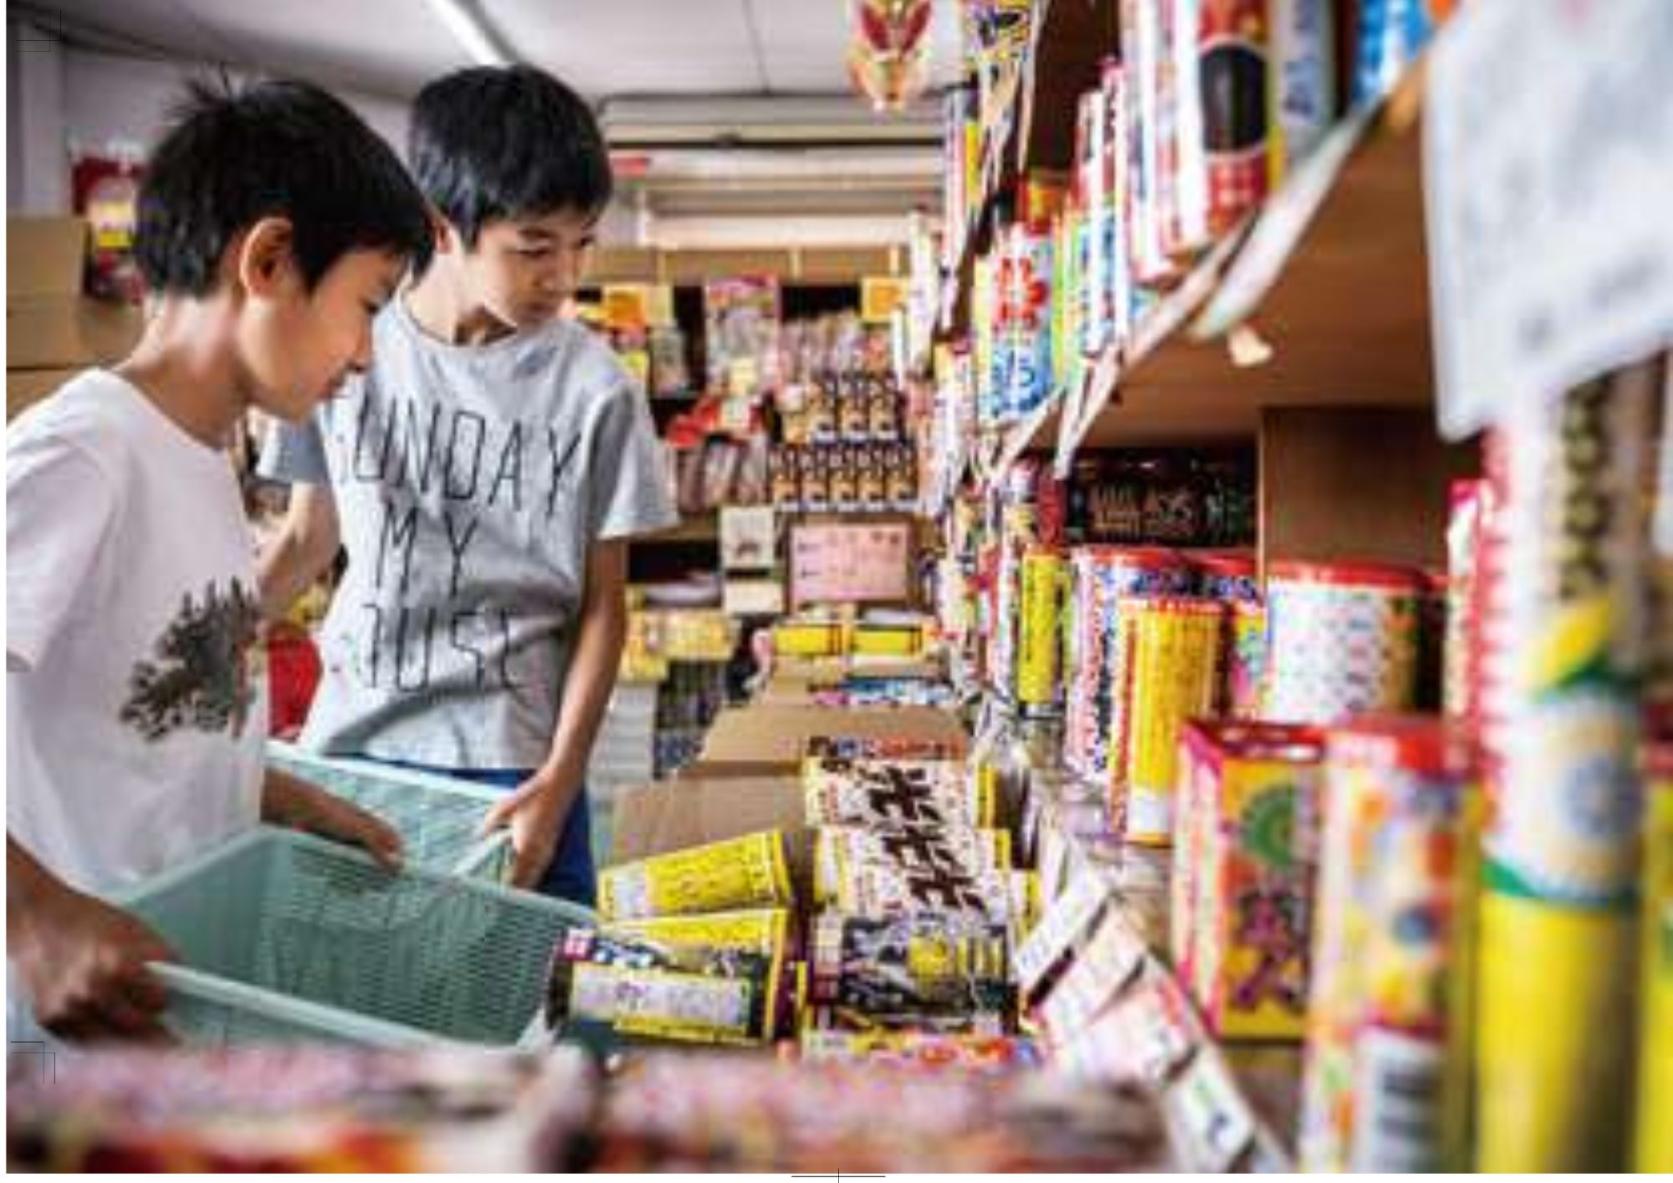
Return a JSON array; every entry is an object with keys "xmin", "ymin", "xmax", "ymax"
[
  {"xmin": 258, "ymin": 413, "xmax": 331, "ymax": 485},
  {"xmin": 7, "ymin": 438, "xmax": 117, "ymax": 672},
  {"xmin": 587, "ymin": 384, "xmax": 680, "ymax": 541}
]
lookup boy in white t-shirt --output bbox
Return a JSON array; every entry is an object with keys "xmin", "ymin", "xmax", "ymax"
[{"xmin": 7, "ymin": 80, "xmax": 434, "ymax": 1043}]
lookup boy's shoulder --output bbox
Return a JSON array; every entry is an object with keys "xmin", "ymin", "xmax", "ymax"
[
  {"xmin": 542, "ymin": 317, "xmax": 640, "ymax": 411},
  {"xmin": 7, "ymin": 369, "xmax": 146, "ymax": 475},
  {"xmin": 371, "ymin": 305, "xmax": 638, "ymax": 415}
]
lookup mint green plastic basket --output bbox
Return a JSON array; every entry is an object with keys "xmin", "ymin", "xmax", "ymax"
[
  {"xmin": 266, "ymin": 741, "xmax": 510, "ymax": 881},
  {"xmin": 117, "ymin": 827, "xmax": 594, "ymax": 1047}
]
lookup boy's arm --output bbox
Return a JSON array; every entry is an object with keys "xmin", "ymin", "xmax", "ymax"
[
  {"xmin": 261, "ymin": 765, "xmax": 403, "ymax": 869},
  {"xmin": 7, "ymin": 836, "xmax": 174, "ymax": 1040},
  {"xmin": 481, "ymin": 539, "xmax": 629, "ymax": 888},
  {"xmin": 256, "ymin": 483, "xmax": 340, "ymax": 622}
]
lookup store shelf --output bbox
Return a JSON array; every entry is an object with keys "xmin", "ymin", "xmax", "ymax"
[
  {"xmin": 636, "ymin": 512, "xmax": 720, "ymax": 545},
  {"xmin": 965, "ymin": 68, "xmax": 1432, "ymax": 474},
  {"xmin": 1060, "ymin": 71, "xmax": 1432, "ymax": 460},
  {"xmin": 586, "ymin": 245, "xmax": 903, "ymax": 287}
]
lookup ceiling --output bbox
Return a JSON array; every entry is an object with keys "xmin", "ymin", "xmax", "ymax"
[
  {"xmin": 12, "ymin": 0, "xmax": 965, "ymax": 104},
  {"xmin": 13, "ymin": 0, "xmax": 957, "ymax": 241}
]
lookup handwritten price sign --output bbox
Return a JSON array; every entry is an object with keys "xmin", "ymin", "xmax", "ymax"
[{"xmin": 789, "ymin": 520, "xmax": 913, "ymax": 607}]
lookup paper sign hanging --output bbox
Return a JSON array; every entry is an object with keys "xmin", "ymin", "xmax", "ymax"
[{"xmin": 1425, "ymin": 0, "xmax": 1673, "ymax": 440}]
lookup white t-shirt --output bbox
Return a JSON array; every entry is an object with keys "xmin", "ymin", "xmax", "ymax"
[{"xmin": 7, "ymin": 370, "xmax": 266, "ymax": 1035}]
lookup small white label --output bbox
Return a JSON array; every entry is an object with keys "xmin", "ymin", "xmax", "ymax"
[
  {"xmin": 1014, "ymin": 868, "xmax": 1108, "ymax": 999},
  {"xmin": 1170, "ymin": 1052, "xmax": 1258, "ymax": 1173}
]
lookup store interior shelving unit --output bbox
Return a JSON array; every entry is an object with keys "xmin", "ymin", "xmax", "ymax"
[
  {"xmin": 582, "ymin": 249, "xmax": 890, "ymax": 580},
  {"xmin": 953, "ymin": 26, "xmax": 1472, "ymax": 572},
  {"xmin": 939, "ymin": 5, "xmax": 1478, "ymax": 1165}
]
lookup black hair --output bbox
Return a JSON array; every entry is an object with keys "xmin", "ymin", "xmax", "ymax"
[
  {"xmin": 409, "ymin": 65, "xmax": 613, "ymax": 248},
  {"xmin": 135, "ymin": 77, "xmax": 432, "ymax": 296}
]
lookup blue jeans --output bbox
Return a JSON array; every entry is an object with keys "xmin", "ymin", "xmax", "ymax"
[{"xmin": 369, "ymin": 761, "xmax": 596, "ymax": 907}]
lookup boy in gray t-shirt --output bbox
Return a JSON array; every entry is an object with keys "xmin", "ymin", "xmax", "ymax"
[{"xmin": 258, "ymin": 66, "xmax": 677, "ymax": 903}]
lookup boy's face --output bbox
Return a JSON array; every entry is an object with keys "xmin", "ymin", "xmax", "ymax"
[
  {"xmin": 240, "ymin": 240, "xmax": 404, "ymax": 422},
  {"xmin": 453, "ymin": 208, "xmax": 597, "ymax": 331}
]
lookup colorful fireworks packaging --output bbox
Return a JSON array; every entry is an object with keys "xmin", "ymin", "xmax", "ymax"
[
  {"xmin": 548, "ymin": 925, "xmax": 790, "ymax": 1047},
  {"xmin": 808, "ymin": 910, "xmax": 1013, "ymax": 1025},
  {"xmin": 598, "ymin": 830, "xmax": 794, "ymax": 921},
  {"xmin": 1264, "ymin": 559, "xmax": 1423, "ymax": 724},
  {"xmin": 1062, "ymin": 546, "xmax": 1195, "ymax": 781},
  {"xmin": 1172, "ymin": 720, "xmax": 1323, "ymax": 1040},
  {"xmin": 1299, "ymin": 717, "xmax": 1475, "ymax": 1174},
  {"xmin": 1476, "ymin": 365, "xmax": 1656, "ymax": 1173},
  {"xmin": 1120, "ymin": 596, "xmax": 1226, "ymax": 844},
  {"xmin": 804, "ymin": 756, "xmax": 993, "ymax": 830}
]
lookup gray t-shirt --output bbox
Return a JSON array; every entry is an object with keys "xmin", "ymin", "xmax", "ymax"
[{"xmin": 260, "ymin": 299, "xmax": 678, "ymax": 768}]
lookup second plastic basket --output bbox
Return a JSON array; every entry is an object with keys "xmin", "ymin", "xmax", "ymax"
[
  {"xmin": 266, "ymin": 741, "xmax": 510, "ymax": 881},
  {"xmin": 118, "ymin": 826, "xmax": 595, "ymax": 1047}
]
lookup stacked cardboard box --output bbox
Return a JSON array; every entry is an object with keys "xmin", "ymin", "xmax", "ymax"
[{"xmin": 7, "ymin": 217, "xmax": 143, "ymax": 420}]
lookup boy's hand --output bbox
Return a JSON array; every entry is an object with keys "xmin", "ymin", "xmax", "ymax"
[
  {"xmin": 13, "ymin": 887, "xmax": 174, "ymax": 1042},
  {"xmin": 265, "ymin": 774, "xmax": 403, "ymax": 871},
  {"xmin": 478, "ymin": 768, "xmax": 572, "ymax": 890}
]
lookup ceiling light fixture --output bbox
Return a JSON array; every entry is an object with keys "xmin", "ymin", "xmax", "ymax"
[{"xmin": 423, "ymin": 0, "xmax": 515, "ymax": 67}]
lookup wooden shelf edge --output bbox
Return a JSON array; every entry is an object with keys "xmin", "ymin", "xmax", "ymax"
[{"xmin": 1050, "ymin": 70, "xmax": 1431, "ymax": 462}]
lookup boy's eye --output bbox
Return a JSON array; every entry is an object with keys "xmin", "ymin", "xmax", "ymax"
[{"xmin": 516, "ymin": 247, "xmax": 553, "ymax": 259}]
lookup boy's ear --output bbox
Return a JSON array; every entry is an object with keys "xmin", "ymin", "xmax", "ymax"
[
  {"xmin": 234, "ymin": 216, "xmax": 299, "ymax": 298},
  {"xmin": 428, "ymin": 206, "xmax": 459, "ymax": 256}
]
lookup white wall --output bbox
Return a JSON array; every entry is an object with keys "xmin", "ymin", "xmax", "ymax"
[
  {"xmin": 61, "ymin": 46, "xmax": 411, "ymax": 161},
  {"xmin": 6, "ymin": 20, "xmax": 411, "ymax": 215},
  {"xmin": 8, "ymin": 20, "xmax": 70, "ymax": 213}
]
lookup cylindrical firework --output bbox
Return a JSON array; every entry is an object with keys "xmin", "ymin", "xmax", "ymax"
[
  {"xmin": 1197, "ymin": 0, "xmax": 1271, "ymax": 241},
  {"xmin": 1264, "ymin": 559, "xmax": 1423, "ymax": 724},
  {"xmin": 1189, "ymin": 550, "xmax": 1260, "ymax": 604},
  {"xmin": 1637, "ymin": 743, "xmax": 1673, "ymax": 1172},
  {"xmin": 1076, "ymin": 81, "xmax": 1110, "ymax": 357},
  {"xmin": 1063, "ymin": 546, "xmax": 1195, "ymax": 780},
  {"xmin": 1299, "ymin": 717, "xmax": 1473, "ymax": 1173},
  {"xmin": 1120, "ymin": 596, "xmax": 1226, "ymax": 845},
  {"xmin": 1017, "ymin": 547, "xmax": 1066, "ymax": 710},
  {"xmin": 1009, "ymin": 219, "xmax": 1054, "ymax": 421},
  {"xmin": 1476, "ymin": 364, "xmax": 1656, "ymax": 1173},
  {"xmin": 1102, "ymin": 57, "xmax": 1134, "ymax": 348},
  {"xmin": 1120, "ymin": 0, "xmax": 1174, "ymax": 286},
  {"xmin": 1267, "ymin": 0, "xmax": 1335, "ymax": 180},
  {"xmin": 1442, "ymin": 479, "xmax": 1485, "ymax": 720},
  {"xmin": 1224, "ymin": 601, "xmax": 1266, "ymax": 719}
]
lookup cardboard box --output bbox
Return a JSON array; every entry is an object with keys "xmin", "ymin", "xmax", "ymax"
[
  {"xmin": 7, "ymin": 298, "xmax": 144, "ymax": 371},
  {"xmin": 8, "ymin": 216, "xmax": 87, "ymax": 297},
  {"xmin": 7, "ymin": 218, "xmax": 143, "ymax": 413},
  {"xmin": 699, "ymin": 704, "xmax": 968, "ymax": 769},
  {"xmin": 609, "ymin": 775, "xmax": 814, "ymax": 899}
]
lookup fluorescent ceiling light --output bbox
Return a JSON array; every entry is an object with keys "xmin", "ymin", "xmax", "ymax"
[{"xmin": 423, "ymin": 0, "xmax": 514, "ymax": 66}]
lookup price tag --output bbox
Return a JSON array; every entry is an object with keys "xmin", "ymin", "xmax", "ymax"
[
  {"xmin": 1426, "ymin": 0, "xmax": 1673, "ymax": 438},
  {"xmin": 1014, "ymin": 867, "xmax": 1108, "ymax": 1000},
  {"xmin": 1168, "ymin": 1051, "xmax": 1257, "ymax": 1173},
  {"xmin": 1125, "ymin": 970, "xmax": 1200, "ymax": 1086},
  {"xmin": 1037, "ymin": 908, "xmax": 1146, "ymax": 1042}
]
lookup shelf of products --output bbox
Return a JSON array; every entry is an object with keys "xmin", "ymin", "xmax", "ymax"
[{"xmin": 921, "ymin": 0, "xmax": 1444, "ymax": 494}]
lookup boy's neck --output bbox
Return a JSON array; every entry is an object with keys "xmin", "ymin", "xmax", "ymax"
[
  {"xmin": 404, "ymin": 263, "xmax": 516, "ymax": 347},
  {"xmin": 113, "ymin": 298, "xmax": 248, "ymax": 450}
]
